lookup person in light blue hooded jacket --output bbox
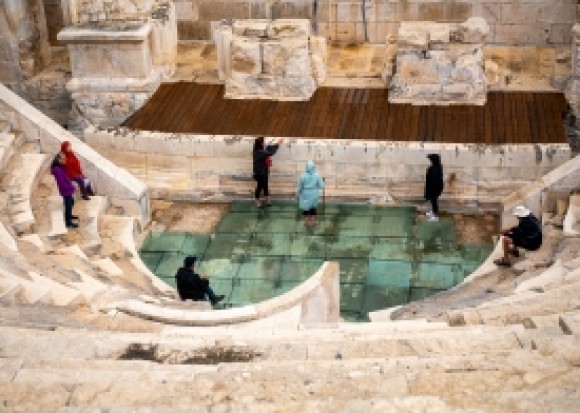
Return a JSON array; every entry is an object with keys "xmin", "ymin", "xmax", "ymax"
[{"xmin": 297, "ymin": 160, "xmax": 325, "ymax": 227}]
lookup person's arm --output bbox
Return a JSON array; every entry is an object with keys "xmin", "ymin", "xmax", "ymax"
[{"xmin": 265, "ymin": 138, "xmax": 284, "ymax": 156}]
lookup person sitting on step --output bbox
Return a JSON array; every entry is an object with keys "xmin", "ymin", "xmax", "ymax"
[
  {"xmin": 61, "ymin": 141, "xmax": 95, "ymax": 200},
  {"xmin": 175, "ymin": 256, "xmax": 225, "ymax": 305},
  {"xmin": 494, "ymin": 205, "xmax": 542, "ymax": 267}
]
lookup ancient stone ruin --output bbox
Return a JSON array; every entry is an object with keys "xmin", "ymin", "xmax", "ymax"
[
  {"xmin": 215, "ymin": 19, "xmax": 326, "ymax": 100},
  {"xmin": 57, "ymin": 1, "xmax": 177, "ymax": 129},
  {"xmin": 388, "ymin": 17, "xmax": 489, "ymax": 106}
]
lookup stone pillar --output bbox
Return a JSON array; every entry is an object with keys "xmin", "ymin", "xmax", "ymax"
[
  {"xmin": 151, "ymin": 2, "xmax": 178, "ymax": 78},
  {"xmin": 1, "ymin": 0, "xmax": 45, "ymax": 82},
  {"xmin": 58, "ymin": 22, "xmax": 162, "ymax": 129},
  {"xmin": 216, "ymin": 19, "xmax": 326, "ymax": 101},
  {"xmin": 566, "ymin": 25, "xmax": 580, "ymax": 123}
]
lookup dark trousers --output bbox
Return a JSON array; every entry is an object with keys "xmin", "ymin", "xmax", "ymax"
[
  {"xmin": 428, "ymin": 197, "xmax": 439, "ymax": 214},
  {"xmin": 63, "ymin": 195, "xmax": 75, "ymax": 225},
  {"xmin": 254, "ymin": 174, "xmax": 269, "ymax": 199}
]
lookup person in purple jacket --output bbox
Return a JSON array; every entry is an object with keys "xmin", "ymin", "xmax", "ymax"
[{"xmin": 51, "ymin": 153, "xmax": 78, "ymax": 228}]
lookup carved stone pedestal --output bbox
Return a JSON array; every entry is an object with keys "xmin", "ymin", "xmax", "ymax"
[{"xmin": 215, "ymin": 19, "xmax": 326, "ymax": 101}]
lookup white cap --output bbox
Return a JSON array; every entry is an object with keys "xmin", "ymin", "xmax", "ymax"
[{"xmin": 512, "ymin": 205, "xmax": 531, "ymax": 218}]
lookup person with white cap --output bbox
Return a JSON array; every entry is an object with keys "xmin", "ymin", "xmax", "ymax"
[
  {"xmin": 175, "ymin": 256, "xmax": 225, "ymax": 305},
  {"xmin": 494, "ymin": 205, "xmax": 542, "ymax": 267}
]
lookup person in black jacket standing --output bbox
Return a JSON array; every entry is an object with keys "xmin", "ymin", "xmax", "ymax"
[
  {"xmin": 253, "ymin": 136, "xmax": 284, "ymax": 208},
  {"xmin": 424, "ymin": 153, "xmax": 444, "ymax": 221},
  {"xmin": 175, "ymin": 256, "xmax": 224, "ymax": 305}
]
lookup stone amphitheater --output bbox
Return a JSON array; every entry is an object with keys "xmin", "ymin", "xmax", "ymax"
[{"xmin": 1, "ymin": 0, "xmax": 580, "ymax": 412}]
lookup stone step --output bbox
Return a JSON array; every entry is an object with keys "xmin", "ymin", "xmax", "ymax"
[
  {"xmin": 515, "ymin": 259, "xmax": 567, "ymax": 294},
  {"xmin": 0, "ymin": 324, "xmax": 526, "ymax": 364},
  {"xmin": 563, "ymin": 194, "xmax": 580, "ymax": 237},
  {"xmin": 0, "ymin": 132, "xmax": 17, "ymax": 171},
  {"xmin": 27, "ymin": 271, "xmax": 86, "ymax": 307},
  {"xmin": 531, "ymin": 334, "xmax": 580, "ymax": 366},
  {"xmin": 452, "ymin": 281, "xmax": 580, "ymax": 327},
  {"xmin": 3, "ymin": 391, "xmax": 579, "ymax": 413},
  {"xmin": 0, "ymin": 351, "xmax": 575, "ymax": 410},
  {"xmin": 45, "ymin": 195, "xmax": 67, "ymax": 237},
  {"xmin": 0, "ymin": 118, "xmax": 11, "ymax": 133},
  {"xmin": 0, "ymin": 220, "xmax": 17, "ymax": 251},
  {"xmin": 560, "ymin": 310, "xmax": 580, "ymax": 336},
  {"xmin": 0, "ymin": 280, "xmax": 22, "ymax": 304},
  {"xmin": 1, "ymin": 153, "xmax": 48, "ymax": 234},
  {"xmin": 100, "ymin": 215, "xmax": 174, "ymax": 295},
  {"xmin": 75, "ymin": 195, "xmax": 108, "ymax": 253},
  {"xmin": 0, "ymin": 271, "xmax": 52, "ymax": 305}
]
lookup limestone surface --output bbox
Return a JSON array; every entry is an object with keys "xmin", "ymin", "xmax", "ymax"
[
  {"xmin": 389, "ymin": 17, "xmax": 489, "ymax": 106},
  {"xmin": 216, "ymin": 19, "xmax": 326, "ymax": 101}
]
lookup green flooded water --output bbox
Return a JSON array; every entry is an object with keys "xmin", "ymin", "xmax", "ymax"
[{"xmin": 140, "ymin": 200, "xmax": 493, "ymax": 321}]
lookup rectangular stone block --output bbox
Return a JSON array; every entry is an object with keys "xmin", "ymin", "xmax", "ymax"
[
  {"xmin": 230, "ymin": 38, "xmax": 262, "ymax": 75},
  {"xmin": 267, "ymin": 19, "xmax": 310, "ymax": 39},
  {"xmin": 233, "ymin": 20, "xmax": 269, "ymax": 37}
]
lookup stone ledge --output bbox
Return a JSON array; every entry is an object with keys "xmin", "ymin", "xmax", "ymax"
[
  {"xmin": 57, "ymin": 23, "xmax": 152, "ymax": 43},
  {"xmin": 110, "ymin": 261, "xmax": 339, "ymax": 326}
]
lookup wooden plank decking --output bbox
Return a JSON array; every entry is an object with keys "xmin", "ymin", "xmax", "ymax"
[{"xmin": 125, "ymin": 83, "xmax": 568, "ymax": 144}]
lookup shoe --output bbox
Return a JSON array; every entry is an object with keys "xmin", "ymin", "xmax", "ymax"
[
  {"xmin": 426, "ymin": 211, "xmax": 434, "ymax": 217},
  {"xmin": 212, "ymin": 295, "xmax": 225, "ymax": 305},
  {"xmin": 66, "ymin": 222, "xmax": 78, "ymax": 228},
  {"xmin": 428, "ymin": 215, "xmax": 439, "ymax": 221},
  {"xmin": 71, "ymin": 215, "xmax": 79, "ymax": 220},
  {"xmin": 494, "ymin": 258, "xmax": 511, "ymax": 267},
  {"xmin": 82, "ymin": 195, "xmax": 90, "ymax": 200},
  {"xmin": 509, "ymin": 248, "xmax": 520, "ymax": 258}
]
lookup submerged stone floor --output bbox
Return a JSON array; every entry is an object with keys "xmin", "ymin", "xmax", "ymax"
[{"xmin": 141, "ymin": 200, "xmax": 497, "ymax": 320}]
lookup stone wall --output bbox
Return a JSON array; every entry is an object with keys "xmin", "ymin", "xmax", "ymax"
[
  {"xmin": 83, "ymin": 127, "xmax": 571, "ymax": 212},
  {"xmin": 177, "ymin": 0, "xmax": 577, "ymax": 45}
]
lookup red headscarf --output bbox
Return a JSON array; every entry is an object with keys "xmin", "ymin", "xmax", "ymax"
[{"xmin": 60, "ymin": 141, "xmax": 83, "ymax": 179}]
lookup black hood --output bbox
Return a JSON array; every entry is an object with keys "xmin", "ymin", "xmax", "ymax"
[{"xmin": 427, "ymin": 153, "xmax": 441, "ymax": 166}]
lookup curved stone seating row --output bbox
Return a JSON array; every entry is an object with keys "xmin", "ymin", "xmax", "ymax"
[
  {"xmin": 0, "ymin": 320, "xmax": 578, "ymax": 411},
  {"xmin": 1, "ymin": 149, "xmax": 47, "ymax": 234},
  {"xmin": 109, "ymin": 261, "xmax": 340, "ymax": 326}
]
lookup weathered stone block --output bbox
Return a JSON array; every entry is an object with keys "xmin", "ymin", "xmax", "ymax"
[
  {"xmin": 230, "ymin": 38, "xmax": 262, "ymax": 76},
  {"xmin": 398, "ymin": 24, "xmax": 429, "ymax": 51},
  {"xmin": 233, "ymin": 20, "xmax": 269, "ymax": 37},
  {"xmin": 267, "ymin": 19, "xmax": 310, "ymax": 39}
]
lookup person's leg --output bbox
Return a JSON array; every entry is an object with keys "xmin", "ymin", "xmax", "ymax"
[
  {"xmin": 263, "ymin": 174, "xmax": 271, "ymax": 206},
  {"xmin": 205, "ymin": 285, "xmax": 224, "ymax": 305},
  {"xmin": 494, "ymin": 235, "xmax": 512, "ymax": 266},
  {"xmin": 255, "ymin": 176, "xmax": 264, "ymax": 206},
  {"xmin": 76, "ymin": 177, "xmax": 86, "ymax": 197},
  {"xmin": 431, "ymin": 197, "xmax": 439, "ymax": 215},
  {"xmin": 64, "ymin": 196, "xmax": 77, "ymax": 228}
]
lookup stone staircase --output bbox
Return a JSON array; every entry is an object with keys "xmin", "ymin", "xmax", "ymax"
[{"xmin": 0, "ymin": 115, "xmax": 174, "ymax": 320}]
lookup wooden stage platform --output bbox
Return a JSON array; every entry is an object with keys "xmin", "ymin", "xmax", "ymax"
[{"xmin": 125, "ymin": 83, "xmax": 568, "ymax": 144}]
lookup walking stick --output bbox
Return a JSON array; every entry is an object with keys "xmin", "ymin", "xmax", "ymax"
[{"xmin": 322, "ymin": 177, "xmax": 326, "ymax": 216}]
